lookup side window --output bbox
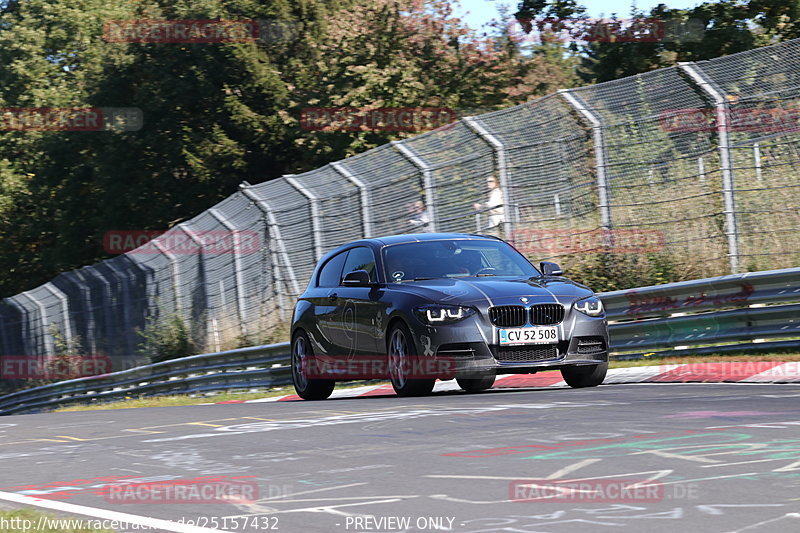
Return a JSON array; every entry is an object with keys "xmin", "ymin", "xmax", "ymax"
[
  {"xmin": 340, "ymin": 246, "xmax": 376, "ymax": 283},
  {"xmin": 317, "ymin": 252, "xmax": 348, "ymax": 288}
]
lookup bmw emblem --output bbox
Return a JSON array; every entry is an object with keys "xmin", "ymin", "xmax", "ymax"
[{"xmin": 520, "ymin": 297, "xmax": 529, "ymax": 303}]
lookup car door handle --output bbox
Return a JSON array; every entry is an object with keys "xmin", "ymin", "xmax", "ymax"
[{"xmin": 328, "ymin": 293, "xmax": 338, "ymax": 301}]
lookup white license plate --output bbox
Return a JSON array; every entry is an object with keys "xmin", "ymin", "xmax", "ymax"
[{"xmin": 499, "ymin": 326, "xmax": 559, "ymax": 345}]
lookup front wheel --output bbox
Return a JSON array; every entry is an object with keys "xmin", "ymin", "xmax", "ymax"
[
  {"xmin": 561, "ymin": 362, "xmax": 608, "ymax": 388},
  {"xmin": 387, "ymin": 323, "xmax": 435, "ymax": 397},
  {"xmin": 457, "ymin": 371, "xmax": 496, "ymax": 393},
  {"xmin": 291, "ymin": 331, "xmax": 335, "ymax": 400}
]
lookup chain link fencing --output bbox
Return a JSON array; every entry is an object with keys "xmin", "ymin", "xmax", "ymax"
[{"xmin": 2, "ymin": 38, "xmax": 800, "ymax": 374}]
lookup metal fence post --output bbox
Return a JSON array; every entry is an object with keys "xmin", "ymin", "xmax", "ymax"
[
  {"xmin": 331, "ymin": 162, "xmax": 373, "ymax": 238},
  {"xmin": 64, "ymin": 270, "xmax": 96, "ymax": 354},
  {"xmin": 84, "ymin": 265, "xmax": 115, "ymax": 354},
  {"xmin": 753, "ymin": 142, "xmax": 763, "ymax": 183},
  {"xmin": 150, "ymin": 240, "xmax": 181, "ymax": 315},
  {"xmin": 43, "ymin": 283, "xmax": 73, "ymax": 350},
  {"xmin": 698, "ymin": 156, "xmax": 706, "ymax": 184},
  {"xmin": 284, "ymin": 175, "xmax": 324, "ymax": 262},
  {"xmin": 240, "ymin": 182, "xmax": 301, "ymax": 310},
  {"xmin": 392, "ymin": 140, "xmax": 437, "ymax": 232},
  {"xmin": 678, "ymin": 61, "xmax": 740, "ymax": 273},
  {"xmin": 103, "ymin": 261, "xmax": 135, "ymax": 355},
  {"xmin": 558, "ymin": 89, "xmax": 613, "ymax": 236},
  {"xmin": 173, "ymin": 224, "xmax": 209, "ymax": 346},
  {"xmin": 463, "ymin": 116, "xmax": 514, "ymax": 239},
  {"xmin": 20, "ymin": 292, "xmax": 52, "ymax": 355},
  {"xmin": 209, "ymin": 208, "xmax": 249, "ymax": 337},
  {"xmin": 4, "ymin": 297, "xmax": 31, "ymax": 356},
  {"xmin": 0, "ymin": 304, "xmax": 10, "ymax": 356}
]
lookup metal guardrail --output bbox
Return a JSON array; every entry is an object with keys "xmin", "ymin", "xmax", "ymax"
[
  {"xmin": 0, "ymin": 344, "xmax": 292, "ymax": 416},
  {"xmin": 0, "ymin": 267, "xmax": 798, "ymax": 415},
  {"xmin": 600, "ymin": 267, "xmax": 800, "ymax": 358}
]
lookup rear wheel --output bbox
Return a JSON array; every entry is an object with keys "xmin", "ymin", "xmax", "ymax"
[
  {"xmin": 291, "ymin": 331, "xmax": 335, "ymax": 400},
  {"xmin": 561, "ymin": 362, "xmax": 607, "ymax": 388},
  {"xmin": 387, "ymin": 322, "xmax": 435, "ymax": 397},
  {"xmin": 457, "ymin": 371, "xmax": 496, "ymax": 393}
]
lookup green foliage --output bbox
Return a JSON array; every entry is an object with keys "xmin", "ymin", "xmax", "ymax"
[
  {"xmin": 136, "ymin": 312, "xmax": 197, "ymax": 363},
  {"xmin": 514, "ymin": 0, "xmax": 800, "ymax": 82},
  {"xmin": 0, "ymin": 0, "xmax": 577, "ymax": 298},
  {"xmin": 562, "ymin": 252, "xmax": 694, "ymax": 293}
]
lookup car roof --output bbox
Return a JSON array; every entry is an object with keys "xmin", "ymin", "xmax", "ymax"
[
  {"xmin": 369, "ymin": 233, "xmax": 500, "ymax": 246},
  {"xmin": 317, "ymin": 233, "xmax": 502, "ymax": 264}
]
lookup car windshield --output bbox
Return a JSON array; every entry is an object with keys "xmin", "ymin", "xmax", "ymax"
[{"xmin": 382, "ymin": 239, "xmax": 540, "ymax": 282}]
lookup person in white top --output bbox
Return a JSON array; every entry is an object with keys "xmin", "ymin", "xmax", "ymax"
[{"xmin": 473, "ymin": 175, "xmax": 505, "ymax": 236}]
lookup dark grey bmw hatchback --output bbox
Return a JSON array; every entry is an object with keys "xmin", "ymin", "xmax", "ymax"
[{"xmin": 290, "ymin": 233, "xmax": 609, "ymax": 400}]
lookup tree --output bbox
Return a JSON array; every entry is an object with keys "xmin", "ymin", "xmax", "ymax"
[
  {"xmin": 0, "ymin": 0, "xmax": 577, "ymax": 296},
  {"xmin": 514, "ymin": 0, "xmax": 800, "ymax": 82}
]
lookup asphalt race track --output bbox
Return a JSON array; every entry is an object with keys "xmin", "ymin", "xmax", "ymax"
[{"xmin": 2, "ymin": 383, "xmax": 800, "ymax": 533}]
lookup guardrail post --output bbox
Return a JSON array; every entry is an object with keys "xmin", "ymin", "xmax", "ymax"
[
  {"xmin": 392, "ymin": 140, "xmax": 437, "ymax": 232},
  {"xmin": 330, "ymin": 162, "xmax": 373, "ymax": 238},
  {"xmin": 240, "ymin": 182, "xmax": 301, "ymax": 317},
  {"xmin": 463, "ymin": 116, "xmax": 514, "ymax": 239},
  {"xmin": 559, "ymin": 89, "xmax": 613, "ymax": 238},
  {"xmin": 678, "ymin": 62, "xmax": 740, "ymax": 274},
  {"xmin": 209, "ymin": 208, "xmax": 249, "ymax": 337},
  {"xmin": 43, "ymin": 283, "xmax": 73, "ymax": 350}
]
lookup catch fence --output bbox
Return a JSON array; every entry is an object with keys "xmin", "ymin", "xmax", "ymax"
[{"xmin": 2, "ymin": 38, "xmax": 800, "ymax": 364}]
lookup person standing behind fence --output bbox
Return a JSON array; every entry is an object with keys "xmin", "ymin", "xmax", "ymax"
[
  {"xmin": 407, "ymin": 200, "xmax": 432, "ymax": 232},
  {"xmin": 473, "ymin": 175, "xmax": 505, "ymax": 237}
]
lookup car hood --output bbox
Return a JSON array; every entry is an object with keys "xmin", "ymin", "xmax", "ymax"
[{"xmin": 390, "ymin": 276, "xmax": 594, "ymax": 306}]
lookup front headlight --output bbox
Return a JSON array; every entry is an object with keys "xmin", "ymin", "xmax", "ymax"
[
  {"xmin": 574, "ymin": 296, "xmax": 604, "ymax": 317},
  {"xmin": 414, "ymin": 304, "xmax": 476, "ymax": 325}
]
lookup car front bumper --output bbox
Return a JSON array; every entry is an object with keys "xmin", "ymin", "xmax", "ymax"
[{"xmin": 409, "ymin": 312, "xmax": 609, "ymax": 378}]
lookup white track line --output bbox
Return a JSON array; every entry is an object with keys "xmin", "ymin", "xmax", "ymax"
[{"xmin": 0, "ymin": 490, "xmax": 230, "ymax": 533}]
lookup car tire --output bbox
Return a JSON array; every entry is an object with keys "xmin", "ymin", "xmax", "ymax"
[
  {"xmin": 387, "ymin": 322, "xmax": 435, "ymax": 397},
  {"xmin": 457, "ymin": 372, "xmax": 496, "ymax": 393},
  {"xmin": 561, "ymin": 362, "xmax": 608, "ymax": 388},
  {"xmin": 291, "ymin": 330, "xmax": 335, "ymax": 400}
]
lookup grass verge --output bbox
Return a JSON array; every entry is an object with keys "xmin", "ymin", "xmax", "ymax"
[
  {"xmin": 50, "ymin": 351, "xmax": 799, "ymax": 412},
  {"xmin": 0, "ymin": 509, "xmax": 112, "ymax": 533}
]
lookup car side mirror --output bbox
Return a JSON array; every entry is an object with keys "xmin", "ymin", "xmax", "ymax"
[
  {"xmin": 540, "ymin": 261, "xmax": 563, "ymax": 276},
  {"xmin": 342, "ymin": 270, "xmax": 373, "ymax": 286}
]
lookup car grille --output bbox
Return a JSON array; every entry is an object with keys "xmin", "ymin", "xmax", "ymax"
[
  {"xmin": 576, "ymin": 336, "xmax": 606, "ymax": 354},
  {"xmin": 489, "ymin": 306, "xmax": 526, "ymax": 327},
  {"xmin": 495, "ymin": 345, "xmax": 558, "ymax": 363},
  {"xmin": 529, "ymin": 304, "xmax": 564, "ymax": 325}
]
